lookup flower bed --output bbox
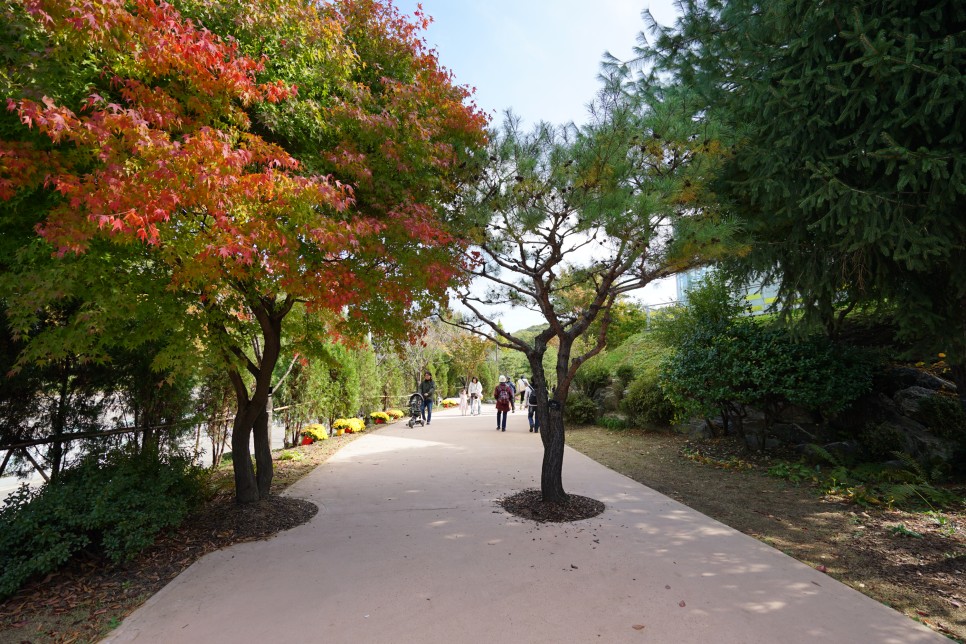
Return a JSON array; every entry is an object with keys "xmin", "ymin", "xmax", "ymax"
[
  {"xmin": 301, "ymin": 424, "xmax": 329, "ymax": 444},
  {"xmin": 440, "ymin": 398, "xmax": 459, "ymax": 408},
  {"xmin": 370, "ymin": 411, "xmax": 391, "ymax": 425},
  {"xmin": 332, "ymin": 417, "xmax": 365, "ymax": 435},
  {"xmin": 386, "ymin": 408, "xmax": 405, "ymax": 419}
]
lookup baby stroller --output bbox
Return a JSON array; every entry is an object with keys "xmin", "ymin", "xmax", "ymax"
[{"xmin": 406, "ymin": 392, "xmax": 425, "ymax": 428}]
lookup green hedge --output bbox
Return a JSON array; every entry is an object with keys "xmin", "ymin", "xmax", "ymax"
[
  {"xmin": 0, "ymin": 449, "xmax": 206, "ymax": 599},
  {"xmin": 660, "ymin": 320, "xmax": 875, "ymax": 427}
]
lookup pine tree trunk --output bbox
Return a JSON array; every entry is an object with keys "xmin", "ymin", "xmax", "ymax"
[
  {"xmin": 540, "ymin": 406, "xmax": 567, "ymax": 503},
  {"xmin": 528, "ymin": 350, "xmax": 568, "ymax": 503}
]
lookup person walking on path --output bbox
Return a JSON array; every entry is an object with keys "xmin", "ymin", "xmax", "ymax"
[
  {"xmin": 468, "ymin": 376, "xmax": 482, "ymax": 415},
  {"xmin": 506, "ymin": 376, "xmax": 516, "ymax": 413},
  {"xmin": 524, "ymin": 382, "xmax": 540, "ymax": 433},
  {"xmin": 494, "ymin": 375, "xmax": 514, "ymax": 431},
  {"xmin": 516, "ymin": 376, "xmax": 527, "ymax": 407},
  {"xmin": 419, "ymin": 371, "xmax": 436, "ymax": 425},
  {"xmin": 458, "ymin": 386, "xmax": 469, "ymax": 416}
]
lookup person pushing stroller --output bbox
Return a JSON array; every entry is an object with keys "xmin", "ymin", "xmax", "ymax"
[{"xmin": 419, "ymin": 371, "xmax": 436, "ymax": 425}]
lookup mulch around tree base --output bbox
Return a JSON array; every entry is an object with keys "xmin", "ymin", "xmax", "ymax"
[
  {"xmin": 500, "ymin": 488, "xmax": 605, "ymax": 523},
  {"xmin": 194, "ymin": 494, "xmax": 319, "ymax": 541}
]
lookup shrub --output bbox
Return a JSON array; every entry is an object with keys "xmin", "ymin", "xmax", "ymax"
[
  {"xmin": 858, "ymin": 422, "xmax": 905, "ymax": 461},
  {"xmin": 614, "ymin": 365, "xmax": 637, "ymax": 389},
  {"xmin": 598, "ymin": 414, "xmax": 629, "ymax": 430},
  {"xmin": 573, "ymin": 366, "xmax": 610, "ymax": 399},
  {"xmin": 661, "ymin": 320, "xmax": 874, "ymax": 431},
  {"xmin": 565, "ymin": 392, "xmax": 598, "ymax": 425},
  {"xmin": 386, "ymin": 409, "xmax": 405, "ymax": 419},
  {"xmin": 622, "ymin": 376, "xmax": 676, "ymax": 426},
  {"xmin": 917, "ymin": 395, "xmax": 966, "ymax": 444},
  {"xmin": 332, "ymin": 418, "xmax": 365, "ymax": 434},
  {"xmin": 0, "ymin": 449, "xmax": 206, "ymax": 599},
  {"xmin": 277, "ymin": 449, "xmax": 304, "ymax": 461},
  {"xmin": 302, "ymin": 424, "xmax": 329, "ymax": 442}
]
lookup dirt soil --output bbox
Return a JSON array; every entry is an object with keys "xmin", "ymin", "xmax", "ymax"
[
  {"xmin": 0, "ymin": 432, "xmax": 362, "ymax": 644},
  {"xmin": 566, "ymin": 425, "xmax": 966, "ymax": 643}
]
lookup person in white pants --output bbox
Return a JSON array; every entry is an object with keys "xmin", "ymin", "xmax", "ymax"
[{"xmin": 468, "ymin": 376, "xmax": 483, "ymax": 415}]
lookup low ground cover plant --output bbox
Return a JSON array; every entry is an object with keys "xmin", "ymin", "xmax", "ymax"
[{"xmin": 767, "ymin": 448, "xmax": 958, "ymax": 510}]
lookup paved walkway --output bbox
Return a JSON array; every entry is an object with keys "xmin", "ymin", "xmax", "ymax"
[{"xmin": 105, "ymin": 408, "xmax": 945, "ymax": 643}]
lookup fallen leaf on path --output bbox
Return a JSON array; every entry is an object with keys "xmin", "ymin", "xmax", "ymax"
[
  {"xmin": 679, "ymin": 600, "xmax": 686, "ymax": 607},
  {"xmin": 632, "ymin": 624, "xmax": 646, "ymax": 630}
]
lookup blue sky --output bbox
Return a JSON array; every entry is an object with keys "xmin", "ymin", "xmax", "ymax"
[
  {"xmin": 394, "ymin": 1, "xmax": 678, "ymax": 128},
  {"xmin": 393, "ymin": 1, "xmax": 681, "ymax": 329}
]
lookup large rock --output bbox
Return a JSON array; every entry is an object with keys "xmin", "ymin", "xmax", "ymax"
[
  {"xmin": 770, "ymin": 422, "xmax": 819, "ymax": 445},
  {"xmin": 830, "ymin": 392, "xmax": 896, "ymax": 433},
  {"xmin": 593, "ymin": 385, "xmax": 621, "ymax": 413},
  {"xmin": 878, "ymin": 366, "xmax": 957, "ymax": 395},
  {"xmin": 686, "ymin": 418, "xmax": 713, "ymax": 439},
  {"xmin": 894, "ymin": 386, "xmax": 936, "ymax": 416},
  {"xmin": 888, "ymin": 421, "xmax": 957, "ymax": 463},
  {"xmin": 774, "ymin": 404, "xmax": 819, "ymax": 425},
  {"xmin": 804, "ymin": 441, "xmax": 861, "ymax": 464}
]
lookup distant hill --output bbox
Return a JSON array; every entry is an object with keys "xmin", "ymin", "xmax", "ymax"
[{"xmin": 509, "ymin": 323, "xmax": 549, "ymax": 341}]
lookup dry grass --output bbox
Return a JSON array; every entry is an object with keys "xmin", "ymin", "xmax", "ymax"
[{"xmin": 566, "ymin": 425, "xmax": 966, "ymax": 642}]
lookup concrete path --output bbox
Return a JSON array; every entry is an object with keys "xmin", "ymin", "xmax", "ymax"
[{"xmin": 105, "ymin": 408, "xmax": 945, "ymax": 643}]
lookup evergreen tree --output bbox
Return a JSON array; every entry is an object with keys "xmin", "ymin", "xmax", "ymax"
[
  {"xmin": 453, "ymin": 85, "xmax": 736, "ymax": 503},
  {"xmin": 632, "ymin": 0, "xmax": 966, "ymax": 387}
]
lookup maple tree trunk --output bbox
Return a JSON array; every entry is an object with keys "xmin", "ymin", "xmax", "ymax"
[
  {"xmin": 50, "ymin": 359, "xmax": 70, "ymax": 480},
  {"xmin": 227, "ymin": 296, "xmax": 287, "ymax": 504},
  {"xmin": 253, "ymin": 408, "xmax": 273, "ymax": 498},
  {"xmin": 230, "ymin": 406, "xmax": 259, "ymax": 504}
]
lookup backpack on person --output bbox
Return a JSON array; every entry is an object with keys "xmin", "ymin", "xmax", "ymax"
[
  {"xmin": 527, "ymin": 388, "xmax": 537, "ymax": 407},
  {"xmin": 496, "ymin": 385, "xmax": 510, "ymax": 404}
]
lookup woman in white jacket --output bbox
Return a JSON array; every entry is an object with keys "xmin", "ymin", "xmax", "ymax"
[{"xmin": 467, "ymin": 376, "xmax": 483, "ymax": 415}]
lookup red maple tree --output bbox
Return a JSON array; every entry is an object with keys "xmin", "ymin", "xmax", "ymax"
[{"xmin": 2, "ymin": 0, "xmax": 486, "ymax": 501}]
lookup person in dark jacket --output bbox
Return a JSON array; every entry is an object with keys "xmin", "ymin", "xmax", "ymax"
[
  {"xmin": 494, "ymin": 375, "xmax": 514, "ymax": 431},
  {"xmin": 419, "ymin": 371, "xmax": 436, "ymax": 425},
  {"xmin": 525, "ymin": 381, "xmax": 540, "ymax": 433}
]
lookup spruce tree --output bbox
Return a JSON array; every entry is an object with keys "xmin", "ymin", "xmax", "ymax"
[{"xmin": 632, "ymin": 0, "xmax": 966, "ymax": 388}]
